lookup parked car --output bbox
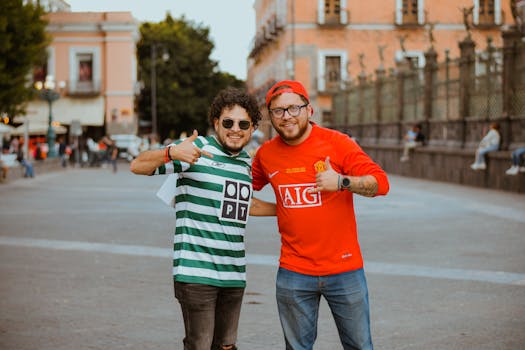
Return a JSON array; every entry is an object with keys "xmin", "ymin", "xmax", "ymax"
[{"xmin": 111, "ymin": 134, "xmax": 149, "ymax": 161}]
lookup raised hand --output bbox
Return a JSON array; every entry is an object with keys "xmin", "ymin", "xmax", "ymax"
[
  {"xmin": 310, "ymin": 156, "xmax": 340, "ymax": 192},
  {"xmin": 170, "ymin": 130, "xmax": 213, "ymax": 164}
]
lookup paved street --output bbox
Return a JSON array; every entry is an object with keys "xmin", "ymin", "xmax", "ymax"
[{"xmin": 1, "ymin": 162, "xmax": 524, "ymax": 350}]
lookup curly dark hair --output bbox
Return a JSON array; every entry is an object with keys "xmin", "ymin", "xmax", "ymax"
[{"xmin": 208, "ymin": 87, "xmax": 262, "ymax": 128}]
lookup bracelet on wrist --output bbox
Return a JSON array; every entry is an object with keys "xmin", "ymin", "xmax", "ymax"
[{"xmin": 164, "ymin": 146, "xmax": 171, "ymax": 163}]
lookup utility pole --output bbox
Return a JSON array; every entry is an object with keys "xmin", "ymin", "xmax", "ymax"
[
  {"xmin": 288, "ymin": 0, "xmax": 296, "ymax": 80},
  {"xmin": 150, "ymin": 43, "xmax": 158, "ymax": 137}
]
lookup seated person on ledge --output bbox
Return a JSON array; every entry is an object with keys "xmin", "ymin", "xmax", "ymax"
[
  {"xmin": 470, "ymin": 122, "xmax": 500, "ymax": 171},
  {"xmin": 400, "ymin": 123, "xmax": 425, "ymax": 162},
  {"xmin": 505, "ymin": 147, "xmax": 525, "ymax": 175}
]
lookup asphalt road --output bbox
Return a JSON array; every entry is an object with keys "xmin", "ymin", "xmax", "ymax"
[{"xmin": 1, "ymin": 163, "xmax": 524, "ymax": 350}]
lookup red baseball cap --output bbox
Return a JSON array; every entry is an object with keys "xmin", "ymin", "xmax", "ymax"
[{"xmin": 265, "ymin": 80, "xmax": 310, "ymax": 107}]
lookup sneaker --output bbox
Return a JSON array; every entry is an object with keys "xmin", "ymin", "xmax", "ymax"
[
  {"xmin": 400, "ymin": 156, "xmax": 409, "ymax": 162},
  {"xmin": 505, "ymin": 166, "xmax": 519, "ymax": 175},
  {"xmin": 470, "ymin": 163, "xmax": 486, "ymax": 170}
]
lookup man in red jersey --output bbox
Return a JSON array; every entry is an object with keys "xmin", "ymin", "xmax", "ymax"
[{"xmin": 251, "ymin": 80, "xmax": 389, "ymax": 350}]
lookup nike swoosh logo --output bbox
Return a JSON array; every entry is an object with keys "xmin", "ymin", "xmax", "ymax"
[{"xmin": 268, "ymin": 171, "xmax": 279, "ymax": 179}]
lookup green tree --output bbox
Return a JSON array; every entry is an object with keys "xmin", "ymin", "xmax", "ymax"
[
  {"xmin": 137, "ymin": 14, "xmax": 244, "ymax": 141},
  {"xmin": 0, "ymin": 0, "xmax": 49, "ymax": 120}
]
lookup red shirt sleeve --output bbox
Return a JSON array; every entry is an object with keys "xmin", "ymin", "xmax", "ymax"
[
  {"xmin": 251, "ymin": 148, "xmax": 268, "ymax": 191},
  {"xmin": 339, "ymin": 135, "xmax": 390, "ymax": 196}
]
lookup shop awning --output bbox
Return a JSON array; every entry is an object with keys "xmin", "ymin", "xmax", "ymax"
[
  {"xmin": 0, "ymin": 123, "xmax": 15, "ymax": 134},
  {"xmin": 20, "ymin": 96, "xmax": 105, "ymax": 126},
  {"xmin": 11, "ymin": 122, "xmax": 67, "ymax": 136}
]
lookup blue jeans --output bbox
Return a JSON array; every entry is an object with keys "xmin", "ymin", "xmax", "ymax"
[
  {"xmin": 276, "ymin": 267, "xmax": 373, "ymax": 350},
  {"xmin": 474, "ymin": 144, "xmax": 499, "ymax": 165},
  {"xmin": 511, "ymin": 147, "xmax": 525, "ymax": 166},
  {"xmin": 21, "ymin": 159, "xmax": 34, "ymax": 178}
]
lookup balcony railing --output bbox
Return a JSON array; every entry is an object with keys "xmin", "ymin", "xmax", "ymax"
[
  {"xmin": 317, "ymin": 9, "xmax": 349, "ymax": 26},
  {"xmin": 67, "ymin": 80, "xmax": 102, "ymax": 96}
]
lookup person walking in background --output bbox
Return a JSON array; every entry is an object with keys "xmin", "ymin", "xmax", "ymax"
[
  {"xmin": 400, "ymin": 123, "xmax": 425, "ymax": 162},
  {"xmin": 86, "ymin": 137, "xmax": 100, "ymax": 166},
  {"xmin": 9, "ymin": 136, "xmax": 19, "ymax": 155},
  {"xmin": 505, "ymin": 147, "xmax": 525, "ymax": 175},
  {"xmin": 100, "ymin": 135, "xmax": 113, "ymax": 168},
  {"xmin": 58, "ymin": 136, "xmax": 68, "ymax": 168},
  {"xmin": 34, "ymin": 143, "xmax": 44, "ymax": 161},
  {"xmin": 252, "ymin": 80, "xmax": 389, "ymax": 350},
  {"xmin": 149, "ymin": 134, "xmax": 162, "ymax": 149},
  {"xmin": 0, "ymin": 155, "xmax": 8, "ymax": 182},
  {"xmin": 107, "ymin": 139, "xmax": 118, "ymax": 173},
  {"xmin": 16, "ymin": 146, "xmax": 34, "ymax": 178},
  {"xmin": 130, "ymin": 87, "xmax": 275, "ymax": 350},
  {"xmin": 104, "ymin": 137, "xmax": 119, "ymax": 173},
  {"xmin": 470, "ymin": 122, "xmax": 501, "ymax": 171}
]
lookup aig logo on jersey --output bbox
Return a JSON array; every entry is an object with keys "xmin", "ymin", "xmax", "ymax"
[
  {"xmin": 221, "ymin": 180, "xmax": 251, "ymax": 222},
  {"xmin": 278, "ymin": 183, "xmax": 322, "ymax": 208}
]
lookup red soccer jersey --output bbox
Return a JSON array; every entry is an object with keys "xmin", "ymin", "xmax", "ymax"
[{"xmin": 252, "ymin": 124, "xmax": 389, "ymax": 275}]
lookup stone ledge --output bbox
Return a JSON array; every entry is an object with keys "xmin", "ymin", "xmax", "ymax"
[
  {"xmin": 0, "ymin": 158, "xmax": 65, "ymax": 183},
  {"xmin": 363, "ymin": 143, "xmax": 515, "ymax": 158},
  {"xmin": 361, "ymin": 144, "xmax": 525, "ymax": 193}
]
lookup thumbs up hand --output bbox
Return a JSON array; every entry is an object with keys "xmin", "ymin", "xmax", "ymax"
[
  {"xmin": 169, "ymin": 130, "xmax": 213, "ymax": 164},
  {"xmin": 309, "ymin": 156, "xmax": 340, "ymax": 193}
]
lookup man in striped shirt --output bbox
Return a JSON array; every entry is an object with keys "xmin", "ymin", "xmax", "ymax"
[{"xmin": 130, "ymin": 87, "xmax": 275, "ymax": 350}]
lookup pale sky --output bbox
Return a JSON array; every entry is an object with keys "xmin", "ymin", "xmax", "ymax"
[{"xmin": 65, "ymin": 0, "xmax": 256, "ymax": 80}]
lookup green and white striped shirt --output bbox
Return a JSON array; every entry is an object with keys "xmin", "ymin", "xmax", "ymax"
[{"xmin": 155, "ymin": 135, "xmax": 252, "ymax": 288}]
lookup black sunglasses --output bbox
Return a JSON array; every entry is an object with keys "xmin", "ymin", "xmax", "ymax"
[{"xmin": 221, "ymin": 119, "xmax": 252, "ymax": 130}]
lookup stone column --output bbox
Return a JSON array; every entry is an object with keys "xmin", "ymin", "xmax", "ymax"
[
  {"xmin": 423, "ymin": 47, "xmax": 438, "ymax": 142},
  {"xmin": 501, "ymin": 29, "xmax": 521, "ymax": 117},
  {"xmin": 501, "ymin": 27, "xmax": 523, "ymax": 150},
  {"xmin": 375, "ymin": 65, "xmax": 386, "ymax": 143},
  {"xmin": 395, "ymin": 58, "xmax": 411, "ymax": 143},
  {"xmin": 458, "ymin": 37, "xmax": 476, "ymax": 148},
  {"xmin": 357, "ymin": 72, "xmax": 367, "ymax": 141}
]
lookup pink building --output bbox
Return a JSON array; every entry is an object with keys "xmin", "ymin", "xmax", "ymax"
[
  {"xmin": 247, "ymin": 0, "xmax": 515, "ymax": 137},
  {"xmin": 25, "ymin": 2, "xmax": 139, "ymax": 137}
]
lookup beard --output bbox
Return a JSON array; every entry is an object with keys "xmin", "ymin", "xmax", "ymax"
[
  {"xmin": 272, "ymin": 118, "xmax": 310, "ymax": 145},
  {"xmin": 215, "ymin": 133, "xmax": 247, "ymax": 154}
]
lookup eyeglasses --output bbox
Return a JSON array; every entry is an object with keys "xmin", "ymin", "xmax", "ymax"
[
  {"xmin": 269, "ymin": 104, "xmax": 308, "ymax": 119},
  {"xmin": 221, "ymin": 118, "xmax": 252, "ymax": 130}
]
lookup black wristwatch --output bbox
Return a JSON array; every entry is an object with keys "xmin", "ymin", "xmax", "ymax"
[{"xmin": 340, "ymin": 176, "xmax": 351, "ymax": 191}]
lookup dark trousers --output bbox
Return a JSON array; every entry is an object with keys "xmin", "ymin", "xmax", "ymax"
[{"xmin": 174, "ymin": 282, "xmax": 244, "ymax": 350}]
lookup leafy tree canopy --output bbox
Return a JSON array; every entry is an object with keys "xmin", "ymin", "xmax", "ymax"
[
  {"xmin": 0, "ymin": 0, "xmax": 49, "ymax": 120},
  {"xmin": 137, "ymin": 14, "xmax": 244, "ymax": 141}
]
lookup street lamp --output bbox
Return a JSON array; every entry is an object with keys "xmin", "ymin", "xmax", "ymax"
[
  {"xmin": 288, "ymin": 0, "xmax": 296, "ymax": 80},
  {"xmin": 150, "ymin": 43, "xmax": 169, "ymax": 137},
  {"xmin": 34, "ymin": 75, "xmax": 65, "ymax": 158}
]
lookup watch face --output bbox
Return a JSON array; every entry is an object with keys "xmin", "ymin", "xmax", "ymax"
[{"xmin": 342, "ymin": 177, "xmax": 351, "ymax": 187}]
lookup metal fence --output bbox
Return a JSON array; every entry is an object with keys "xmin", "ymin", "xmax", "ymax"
[{"xmin": 331, "ymin": 30, "xmax": 525, "ymax": 150}]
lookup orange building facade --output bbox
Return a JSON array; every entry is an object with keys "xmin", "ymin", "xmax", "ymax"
[
  {"xmin": 24, "ymin": 8, "xmax": 139, "ymax": 137},
  {"xmin": 247, "ymin": 0, "xmax": 515, "ymax": 137}
]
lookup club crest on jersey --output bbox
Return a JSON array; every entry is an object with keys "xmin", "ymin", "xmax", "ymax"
[
  {"xmin": 221, "ymin": 180, "xmax": 251, "ymax": 222},
  {"xmin": 314, "ymin": 160, "xmax": 326, "ymax": 173},
  {"xmin": 278, "ymin": 183, "xmax": 322, "ymax": 208}
]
